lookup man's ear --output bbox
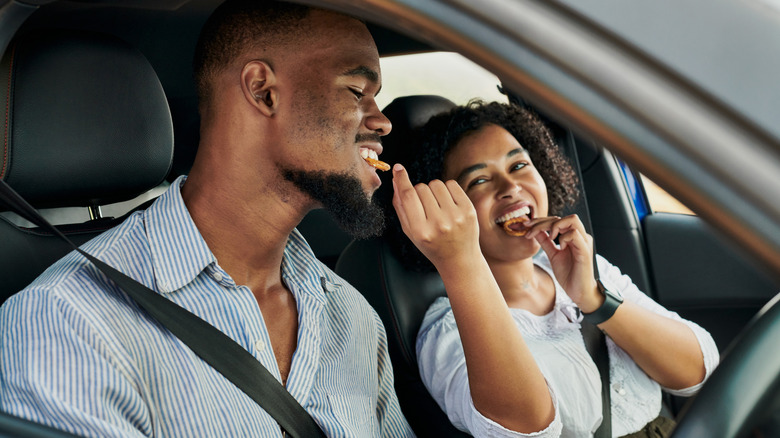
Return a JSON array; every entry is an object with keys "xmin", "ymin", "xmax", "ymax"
[{"xmin": 241, "ymin": 60, "xmax": 278, "ymax": 117}]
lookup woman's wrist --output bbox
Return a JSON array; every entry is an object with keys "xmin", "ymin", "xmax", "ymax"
[{"xmin": 576, "ymin": 281, "xmax": 604, "ymax": 314}]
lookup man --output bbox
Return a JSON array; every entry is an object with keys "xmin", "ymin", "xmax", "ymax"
[{"xmin": 0, "ymin": 1, "xmax": 413, "ymax": 436}]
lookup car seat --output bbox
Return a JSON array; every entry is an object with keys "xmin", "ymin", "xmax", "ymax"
[{"xmin": 0, "ymin": 30, "xmax": 173, "ymax": 305}]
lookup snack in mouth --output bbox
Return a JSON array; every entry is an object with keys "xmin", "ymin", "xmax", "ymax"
[
  {"xmin": 361, "ymin": 148, "xmax": 391, "ymax": 171},
  {"xmin": 365, "ymin": 157, "xmax": 391, "ymax": 171},
  {"xmin": 502, "ymin": 217, "xmax": 530, "ymax": 236},
  {"xmin": 496, "ymin": 206, "xmax": 531, "ymax": 236}
]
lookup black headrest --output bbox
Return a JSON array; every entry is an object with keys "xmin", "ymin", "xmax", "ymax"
[
  {"xmin": 0, "ymin": 30, "xmax": 173, "ymax": 209},
  {"xmin": 374, "ymin": 95, "xmax": 456, "ymax": 209}
]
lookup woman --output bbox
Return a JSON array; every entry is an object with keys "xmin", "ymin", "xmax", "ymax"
[{"xmin": 391, "ymin": 100, "xmax": 719, "ymax": 437}]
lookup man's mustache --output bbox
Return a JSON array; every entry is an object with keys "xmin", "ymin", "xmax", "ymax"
[{"xmin": 355, "ymin": 133, "xmax": 382, "ymax": 144}]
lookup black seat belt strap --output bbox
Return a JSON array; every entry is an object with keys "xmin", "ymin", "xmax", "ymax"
[
  {"xmin": 581, "ymin": 318, "xmax": 611, "ymax": 438},
  {"xmin": 0, "ymin": 181, "xmax": 326, "ymax": 438},
  {"xmin": 581, "ymin": 258, "xmax": 612, "ymax": 438}
]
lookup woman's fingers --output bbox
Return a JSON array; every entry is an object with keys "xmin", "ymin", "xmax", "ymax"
[
  {"xmin": 526, "ymin": 215, "xmax": 593, "ymax": 256},
  {"xmin": 391, "ymin": 164, "xmax": 476, "ymax": 244},
  {"xmin": 392, "ymin": 164, "xmax": 426, "ymax": 233}
]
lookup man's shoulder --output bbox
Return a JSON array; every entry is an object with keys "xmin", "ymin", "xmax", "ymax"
[{"xmin": 5, "ymin": 211, "xmax": 149, "ymax": 310}]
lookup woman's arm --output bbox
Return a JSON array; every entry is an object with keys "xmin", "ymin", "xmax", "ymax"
[
  {"xmin": 525, "ymin": 215, "xmax": 714, "ymax": 390},
  {"xmin": 594, "ymin": 257, "xmax": 718, "ymax": 391},
  {"xmin": 393, "ymin": 165, "xmax": 554, "ymax": 434}
]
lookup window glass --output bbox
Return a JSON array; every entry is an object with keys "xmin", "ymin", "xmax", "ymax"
[
  {"xmin": 640, "ymin": 175, "xmax": 694, "ymax": 215},
  {"xmin": 377, "ymin": 52, "xmax": 507, "ymax": 109}
]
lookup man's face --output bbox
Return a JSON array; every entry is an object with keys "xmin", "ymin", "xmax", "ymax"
[{"xmin": 272, "ymin": 11, "xmax": 392, "ymax": 238}]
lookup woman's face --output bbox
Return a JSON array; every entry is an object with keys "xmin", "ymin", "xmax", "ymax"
[{"xmin": 443, "ymin": 124, "xmax": 549, "ymax": 263}]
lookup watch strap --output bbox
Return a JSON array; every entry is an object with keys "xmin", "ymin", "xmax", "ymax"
[{"xmin": 582, "ymin": 280, "xmax": 622, "ymax": 325}]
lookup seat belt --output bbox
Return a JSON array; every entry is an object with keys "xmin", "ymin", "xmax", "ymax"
[
  {"xmin": 581, "ymin": 304, "xmax": 612, "ymax": 438},
  {"xmin": 0, "ymin": 180, "xmax": 326, "ymax": 438}
]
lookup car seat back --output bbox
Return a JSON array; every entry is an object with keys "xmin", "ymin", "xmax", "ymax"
[{"xmin": 0, "ymin": 30, "xmax": 173, "ymax": 303}]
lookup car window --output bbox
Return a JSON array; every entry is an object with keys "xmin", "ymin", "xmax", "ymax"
[
  {"xmin": 640, "ymin": 175, "xmax": 694, "ymax": 215},
  {"xmin": 618, "ymin": 160, "xmax": 694, "ymax": 218},
  {"xmin": 377, "ymin": 51, "xmax": 507, "ymax": 109}
]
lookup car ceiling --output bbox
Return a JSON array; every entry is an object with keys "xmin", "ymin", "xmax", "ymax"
[{"xmin": 7, "ymin": 0, "xmax": 433, "ymax": 100}]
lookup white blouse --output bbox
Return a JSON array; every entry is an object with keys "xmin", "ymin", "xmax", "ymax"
[{"xmin": 416, "ymin": 254, "xmax": 720, "ymax": 437}]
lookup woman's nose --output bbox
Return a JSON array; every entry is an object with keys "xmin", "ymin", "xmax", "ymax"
[{"xmin": 498, "ymin": 175, "xmax": 522, "ymax": 198}]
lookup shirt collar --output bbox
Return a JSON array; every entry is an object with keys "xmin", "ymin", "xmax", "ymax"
[
  {"xmin": 144, "ymin": 176, "xmax": 216, "ymax": 293},
  {"xmin": 144, "ymin": 176, "xmax": 341, "ymax": 298},
  {"xmin": 281, "ymin": 228, "xmax": 336, "ymax": 305}
]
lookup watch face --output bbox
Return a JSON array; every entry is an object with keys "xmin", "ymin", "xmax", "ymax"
[
  {"xmin": 606, "ymin": 287, "xmax": 623, "ymax": 302},
  {"xmin": 601, "ymin": 280, "xmax": 624, "ymax": 301}
]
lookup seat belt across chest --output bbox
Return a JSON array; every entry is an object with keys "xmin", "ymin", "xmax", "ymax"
[{"xmin": 0, "ymin": 180, "xmax": 326, "ymax": 438}]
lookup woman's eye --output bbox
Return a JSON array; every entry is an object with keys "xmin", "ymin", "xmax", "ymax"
[
  {"xmin": 349, "ymin": 87, "xmax": 365, "ymax": 101},
  {"xmin": 511, "ymin": 162, "xmax": 528, "ymax": 172},
  {"xmin": 467, "ymin": 177, "xmax": 488, "ymax": 189}
]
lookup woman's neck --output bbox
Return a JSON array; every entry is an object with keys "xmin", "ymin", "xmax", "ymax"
[{"xmin": 489, "ymin": 258, "xmax": 556, "ymax": 315}]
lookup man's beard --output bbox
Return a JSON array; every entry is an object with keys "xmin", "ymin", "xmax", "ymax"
[{"xmin": 282, "ymin": 168, "xmax": 385, "ymax": 239}]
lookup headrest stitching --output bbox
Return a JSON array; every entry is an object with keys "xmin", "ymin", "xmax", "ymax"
[{"xmin": 1, "ymin": 45, "xmax": 14, "ymax": 180}]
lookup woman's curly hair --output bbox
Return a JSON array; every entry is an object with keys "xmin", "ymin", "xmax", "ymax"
[{"xmin": 390, "ymin": 100, "xmax": 581, "ymax": 272}]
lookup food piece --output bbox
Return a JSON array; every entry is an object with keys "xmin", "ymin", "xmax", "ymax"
[
  {"xmin": 365, "ymin": 156, "xmax": 391, "ymax": 171},
  {"xmin": 496, "ymin": 206, "xmax": 531, "ymax": 236},
  {"xmin": 502, "ymin": 217, "xmax": 530, "ymax": 236}
]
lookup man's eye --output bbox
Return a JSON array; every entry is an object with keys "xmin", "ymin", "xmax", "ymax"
[{"xmin": 349, "ymin": 88, "xmax": 365, "ymax": 101}]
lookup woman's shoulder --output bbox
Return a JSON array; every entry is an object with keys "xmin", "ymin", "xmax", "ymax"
[{"xmin": 417, "ymin": 297, "xmax": 456, "ymax": 340}]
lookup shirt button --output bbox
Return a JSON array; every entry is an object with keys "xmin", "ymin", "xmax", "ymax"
[
  {"xmin": 254, "ymin": 339, "xmax": 266, "ymax": 352},
  {"xmin": 213, "ymin": 272, "xmax": 223, "ymax": 282}
]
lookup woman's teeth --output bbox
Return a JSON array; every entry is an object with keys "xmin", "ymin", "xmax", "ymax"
[{"xmin": 496, "ymin": 206, "xmax": 531, "ymax": 224}]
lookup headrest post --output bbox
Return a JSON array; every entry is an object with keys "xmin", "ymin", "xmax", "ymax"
[{"xmin": 88, "ymin": 205, "xmax": 103, "ymax": 221}]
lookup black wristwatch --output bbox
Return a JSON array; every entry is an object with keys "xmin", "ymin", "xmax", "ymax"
[{"xmin": 582, "ymin": 279, "xmax": 623, "ymax": 325}]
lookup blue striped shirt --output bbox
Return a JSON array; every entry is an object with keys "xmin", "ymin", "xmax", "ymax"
[{"xmin": 0, "ymin": 176, "xmax": 414, "ymax": 438}]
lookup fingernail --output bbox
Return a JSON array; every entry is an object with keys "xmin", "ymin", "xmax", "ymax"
[{"xmin": 394, "ymin": 163, "xmax": 404, "ymax": 172}]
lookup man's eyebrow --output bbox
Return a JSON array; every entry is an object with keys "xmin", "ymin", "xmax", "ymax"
[
  {"xmin": 454, "ymin": 148, "xmax": 526, "ymax": 184},
  {"xmin": 342, "ymin": 65, "xmax": 382, "ymax": 95},
  {"xmin": 342, "ymin": 65, "xmax": 379, "ymax": 83}
]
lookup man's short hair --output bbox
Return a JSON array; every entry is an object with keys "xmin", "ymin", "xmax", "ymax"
[{"xmin": 193, "ymin": 0, "xmax": 311, "ymax": 107}]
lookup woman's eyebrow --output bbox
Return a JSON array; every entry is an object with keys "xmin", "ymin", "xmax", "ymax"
[
  {"xmin": 507, "ymin": 147, "xmax": 524, "ymax": 158},
  {"xmin": 455, "ymin": 163, "xmax": 486, "ymax": 185}
]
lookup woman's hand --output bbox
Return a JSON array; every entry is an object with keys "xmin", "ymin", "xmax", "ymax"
[
  {"xmin": 524, "ymin": 215, "xmax": 602, "ymax": 312},
  {"xmin": 392, "ymin": 164, "xmax": 481, "ymax": 269}
]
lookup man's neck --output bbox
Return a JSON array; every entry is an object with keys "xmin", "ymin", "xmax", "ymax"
[{"xmin": 180, "ymin": 164, "xmax": 311, "ymax": 294}]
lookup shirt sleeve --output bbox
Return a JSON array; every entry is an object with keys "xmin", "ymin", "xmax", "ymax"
[
  {"xmin": 597, "ymin": 255, "xmax": 720, "ymax": 396},
  {"xmin": 416, "ymin": 298, "xmax": 562, "ymax": 438},
  {"xmin": 372, "ymin": 310, "xmax": 416, "ymax": 437},
  {"xmin": 0, "ymin": 288, "xmax": 150, "ymax": 438}
]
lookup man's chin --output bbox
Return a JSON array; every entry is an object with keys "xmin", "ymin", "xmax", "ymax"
[{"xmin": 282, "ymin": 167, "xmax": 385, "ymax": 239}]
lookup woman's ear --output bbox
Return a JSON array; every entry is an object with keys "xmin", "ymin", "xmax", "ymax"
[{"xmin": 241, "ymin": 60, "xmax": 278, "ymax": 117}]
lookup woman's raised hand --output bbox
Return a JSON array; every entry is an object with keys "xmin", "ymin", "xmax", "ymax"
[
  {"xmin": 524, "ymin": 215, "xmax": 601, "ymax": 311},
  {"xmin": 391, "ymin": 164, "xmax": 480, "ymax": 269}
]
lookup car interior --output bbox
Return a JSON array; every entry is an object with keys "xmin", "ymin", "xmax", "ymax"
[{"xmin": 2, "ymin": 1, "xmax": 780, "ymax": 437}]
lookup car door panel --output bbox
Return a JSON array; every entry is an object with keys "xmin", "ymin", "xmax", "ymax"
[{"xmin": 643, "ymin": 212, "xmax": 779, "ymax": 351}]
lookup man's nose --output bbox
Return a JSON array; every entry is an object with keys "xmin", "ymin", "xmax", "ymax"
[{"xmin": 366, "ymin": 104, "xmax": 392, "ymax": 136}]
